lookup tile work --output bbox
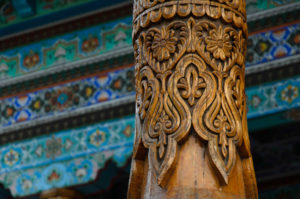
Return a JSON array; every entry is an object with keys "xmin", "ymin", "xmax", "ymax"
[
  {"xmin": 246, "ymin": 22, "xmax": 300, "ymax": 67},
  {"xmin": 246, "ymin": 0, "xmax": 300, "ymax": 14},
  {"xmin": 0, "ymin": 65, "xmax": 134, "ymax": 127},
  {"xmin": 0, "ymin": 0, "xmax": 96, "ymax": 27},
  {"xmin": 0, "ymin": 116, "xmax": 135, "ymax": 197},
  {"xmin": 1, "ymin": 17, "xmax": 300, "ymax": 82},
  {"xmin": 247, "ymin": 76, "xmax": 300, "ymax": 118},
  {"xmin": 0, "ymin": 16, "xmax": 132, "ymax": 81}
]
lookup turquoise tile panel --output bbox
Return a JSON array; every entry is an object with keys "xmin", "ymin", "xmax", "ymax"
[
  {"xmin": 0, "ymin": 16, "xmax": 132, "ymax": 80},
  {"xmin": 0, "ymin": 116, "xmax": 135, "ymax": 197},
  {"xmin": 1, "ymin": 18, "xmax": 300, "ymax": 82},
  {"xmin": 247, "ymin": 76, "xmax": 300, "ymax": 118}
]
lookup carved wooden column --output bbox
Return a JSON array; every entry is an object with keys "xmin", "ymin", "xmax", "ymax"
[
  {"xmin": 128, "ymin": 0, "xmax": 258, "ymax": 198},
  {"xmin": 40, "ymin": 188, "xmax": 82, "ymax": 199}
]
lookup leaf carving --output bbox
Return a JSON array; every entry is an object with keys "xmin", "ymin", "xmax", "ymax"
[
  {"xmin": 192, "ymin": 21, "xmax": 244, "ymax": 73},
  {"xmin": 135, "ymin": 65, "xmax": 192, "ymax": 187},
  {"xmin": 143, "ymin": 21, "xmax": 188, "ymax": 73}
]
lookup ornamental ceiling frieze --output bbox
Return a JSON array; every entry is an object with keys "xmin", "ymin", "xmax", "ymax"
[
  {"xmin": 0, "ymin": 98, "xmax": 299, "ymax": 197},
  {"xmin": 246, "ymin": 0, "xmax": 300, "ymax": 15},
  {"xmin": 0, "ymin": 65, "xmax": 135, "ymax": 130},
  {"xmin": 0, "ymin": 16, "xmax": 132, "ymax": 83},
  {"xmin": 246, "ymin": 22, "xmax": 300, "ymax": 66},
  {"xmin": 0, "ymin": 64, "xmax": 298, "ymax": 134},
  {"xmin": 247, "ymin": 76, "xmax": 300, "ymax": 118},
  {"xmin": 0, "ymin": 116, "xmax": 135, "ymax": 197},
  {"xmin": 0, "ymin": 0, "xmax": 96, "ymax": 28},
  {"xmin": 0, "ymin": 18, "xmax": 300, "ymax": 87}
]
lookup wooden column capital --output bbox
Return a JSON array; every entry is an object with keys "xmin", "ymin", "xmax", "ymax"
[{"xmin": 128, "ymin": 0, "xmax": 258, "ymax": 198}]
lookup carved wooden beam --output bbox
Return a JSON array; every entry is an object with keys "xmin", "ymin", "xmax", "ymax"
[{"xmin": 128, "ymin": 0, "xmax": 258, "ymax": 198}]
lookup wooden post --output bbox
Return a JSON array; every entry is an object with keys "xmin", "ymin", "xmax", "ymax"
[
  {"xmin": 128, "ymin": 0, "xmax": 258, "ymax": 198},
  {"xmin": 40, "ymin": 188, "xmax": 82, "ymax": 199}
]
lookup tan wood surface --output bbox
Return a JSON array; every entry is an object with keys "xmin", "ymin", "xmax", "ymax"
[{"xmin": 40, "ymin": 188, "xmax": 82, "ymax": 199}]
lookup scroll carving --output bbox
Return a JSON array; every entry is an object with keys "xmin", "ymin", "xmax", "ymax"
[{"xmin": 131, "ymin": 0, "xmax": 256, "ymax": 194}]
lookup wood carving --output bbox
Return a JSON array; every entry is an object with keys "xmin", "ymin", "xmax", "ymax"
[{"xmin": 128, "ymin": 0, "xmax": 258, "ymax": 198}]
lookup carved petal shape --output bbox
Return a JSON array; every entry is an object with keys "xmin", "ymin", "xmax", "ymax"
[
  {"xmin": 143, "ymin": 21, "xmax": 188, "ymax": 73},
  {"xmin": 208, "ymin": 135, "xmax": 236, "ymax": 185},
  {"xmin": 224, "ymin": 66, "xmax": 245, "ymax": 149},
  {"xmin": 136, "ymin": 64, "xmax": 192, "ymax": 187},
  {"xmin": 149, "ymin": 136, "xmax": 177, "ymax": 187},
  {"xmin": 136, "ymin": 66, "xmax": 161, "ymax": 147}
]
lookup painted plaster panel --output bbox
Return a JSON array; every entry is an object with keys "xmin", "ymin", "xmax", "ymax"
[
  {"xmin": 247, "ymin": 76, "xmax": 300, "ymax": 118},
  {"xmin": 246, "ymin": 22, "xmax": 300, "ymax": 66},
  {"xmin": 0, "ymin": 16, "xmax": 132, "ymax": 81},
  {"xmin": 0, "ymin": 116, "xmax": 135, "ymax": 197},
  {"xmin": 0, "ymin": 65, "xmax": 135, "ymax": 127},
  {"xmin": 0, "ymin": 0, "xmax": 96, "ymax": 27},
  {"xmin": 246, "ymin": 0, "xmax": 300, "ymax": 14},
  {"xmin": 1, "ymin": 18, "xmax": 300, "ymax": 83}
]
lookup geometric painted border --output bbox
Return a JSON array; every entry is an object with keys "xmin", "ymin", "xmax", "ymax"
[
  {"xmin": 0, "ymin": 116, "xmax": 134, "ymax": 197},
  {"xmin": 246, "ymin": 22, "xmax": 300, "ymax": 68},
  {"xmin": 0, "ymin": 65, "xmax": 135, "ymax": 129},
  {"xmin": 0, "ymin": 66, "xmax": 299, "ymax": 134},
  {"xmin": 0, "ymin": 16, "xmax": 132, "ymax": 83},
  {"xmin": 1, "ymin": 18, "xmax": 300, "ymax": 86},
  {"xmin": 247, "ymin": 1, "xmax": 300, "ymax": 22},
  {"xmin": 247, "ymin": 76, "xmax": 300, "ymax": 118},
  {"xmin": 1, "ymin": 73, "xmax": 300, "ymax": 196}
]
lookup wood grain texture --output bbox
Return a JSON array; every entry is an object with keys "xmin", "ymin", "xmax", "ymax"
[
  {"xmin": 128, "ymin": 0, "xmax": 258, "ymax": 198},
  {"xmin": 39, "ymin": 188, "xmax": 83, "ymax": 199}
]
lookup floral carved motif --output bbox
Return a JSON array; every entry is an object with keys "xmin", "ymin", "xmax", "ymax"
[{"xmin": 132, "ymin": 0, "xmax": 252, "ymax": 188}]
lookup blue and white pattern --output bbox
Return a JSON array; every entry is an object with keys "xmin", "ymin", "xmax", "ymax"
[
  {"xmin": 0, "ymin": 66, "xmax": 134, "ymax": 128},
  {"xmin": 247, "ymin": 76, "xmax": 300, "ymax": 118},
  {"xmin": 0, "ymin": 116, "xmax": 135, "ymax": 197},
  {"xmin": 246, "ymin": 22, "xmax": 300, "ymax": 67}
]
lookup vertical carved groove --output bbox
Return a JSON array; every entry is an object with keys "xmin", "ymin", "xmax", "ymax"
[{"xmin": 128, "ymin": 1, "xmax": 258, "ymax": 198}]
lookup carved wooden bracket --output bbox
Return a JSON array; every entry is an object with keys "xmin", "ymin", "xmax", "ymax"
[{"xmin": 128, "ymin": 1, "xmax": 258, "ymax": 198}]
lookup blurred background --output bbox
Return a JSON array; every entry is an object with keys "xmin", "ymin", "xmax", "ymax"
[{"xmin": 0, "ymin": 0, "xmax": 299, "ymax": 198}]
